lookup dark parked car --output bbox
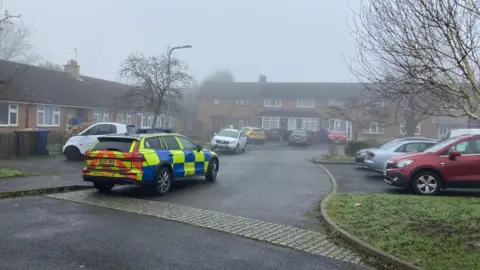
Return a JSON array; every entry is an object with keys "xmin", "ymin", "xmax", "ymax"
[
  {"xmin": 289, "ymin": 129, "xmax": 313, "ymax": 145},
  {"xmin": 385, "ymin": 134, "xmax": 480, "ymax": 195},
  {"xmin": 136, "ymin": 128, "xmax": 173, "ymax": 134}
]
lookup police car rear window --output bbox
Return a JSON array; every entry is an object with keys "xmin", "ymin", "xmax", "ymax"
[{"xmin": 91, "ymin": 138, "xmax": 135, "ymax": 152}]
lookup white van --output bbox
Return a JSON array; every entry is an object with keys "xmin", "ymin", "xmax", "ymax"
[{"xmin": 443, "ymin": 128, "xmax": 480, "ymax": 140}]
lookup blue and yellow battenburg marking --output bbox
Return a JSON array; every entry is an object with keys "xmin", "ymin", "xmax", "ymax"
[{"xmin": 83, "ymin": 136, "xmax": 216, "ymax": 182}]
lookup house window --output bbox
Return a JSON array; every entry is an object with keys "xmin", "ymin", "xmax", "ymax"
[
  {"xmin": 296, "ymin": 99, "xmax": 315, "ymax": 108},
  {"xmin": 264, "ymin": 99, "xmax": 281, "ymax": 107},
  {"xmin": 304, "ymin": 118, "xmax": 318, "ymax": 131},
  {"xmin": 93, "ymin": 109, "xmax": 109, "ymax": 124},
  {"xmin": 0, "ymin": 104, "xmax": 18, "ymax": 126},
  {"xmin": 262, "ymin": 117, "xmax": 279, "ymax": 129},
  {"xmin": 287, "ymin": 118, "xmax": 296, "ymax": 130},
  {"xmin": 213, "ymin": 99, "xmax": 220, "ymax": 105},
  {"xmin": 375, "ymin": 101, "xmax": 385, "ymax": 108},
  {"xmin": 37, "ymin": 106, "xmax": 60, "ymax": 127},
  {"xmin": 364, "ymin": 122, "xmax": 384, "ymax": 134},
  {"xmin": 400, "ymin": 122, "xmax": 421, "ymax": 135},
  {"xmin": 118, "ymin": 112, "xmax": 124, "ymax": 124},
  {"xmin": 236, "ymin": 118, "xmax": 250, "ymax": 128},
  {"xmin": 234, "ymin": 99, "xmax": 250, "ymax": 106},
  {"xmin": 328, "ymin": 100, "xmax": 345, "ymax": 107},
  {"xmin": 126, "ymin": 112, "xmax": 131, "ymax": 125}
]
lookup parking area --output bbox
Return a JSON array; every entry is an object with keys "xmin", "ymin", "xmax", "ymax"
[{"xmin": 323, "ymin": 163, "xmax": 480, "ymax": 197}]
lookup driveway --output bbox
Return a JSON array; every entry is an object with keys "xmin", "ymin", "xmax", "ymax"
[
  {"xmin": 323, "ymin": 164, "xmax": 480, "ymax": 196},
  {"xmin": 0, "ymin": 196, "xmax": 366, "ymax": 270}
]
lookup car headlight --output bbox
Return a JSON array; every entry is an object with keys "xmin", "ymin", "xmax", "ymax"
[
  {"xmin": 230, "ymin": 140, "xmax": 237, "ymax": 144},
  {"xmin": 395, "ymin": 159, "xmax": 414, "ymax": 168}
]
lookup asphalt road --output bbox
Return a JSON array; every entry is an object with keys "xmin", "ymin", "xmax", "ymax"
[
  {"xmin": 110, "ymin": 142, "xmax": 332, "ymax": 231},
  {"xmin": 0, "ymin": 196, "xmax": 366, "ymax": 270}
]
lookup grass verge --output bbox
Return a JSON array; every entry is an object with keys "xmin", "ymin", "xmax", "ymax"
[
  {"xmin": 313, "ymin": 155, "xmax": 353, "ymax": 162},
  {"xmin": 326, "ymin": 193, "xmax": 480, "ymax": 270},
  {"xmin": 0, "ymin": 168, "xmax": 36, "ymax": 178}
]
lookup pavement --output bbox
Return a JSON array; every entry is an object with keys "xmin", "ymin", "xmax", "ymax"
[
  {"xmin": 0, "ymin": 141, "xmax": 372, "ymax": 269},
  {"xmin": 0, "ymin": 196, "xmax": 367, "ymax": 270},
  {"xmin": 323, "ymin": 163, "xmax": 480, "ymax": 196}
]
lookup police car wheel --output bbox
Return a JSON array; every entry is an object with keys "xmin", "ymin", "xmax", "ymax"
[
  {"xmin": 93, "ymin": 182, "xmax": 114, "ymax": 193},
  {"xmin": 154, "ymin": 166, "xmax": 172, "ymax": 195},
  {"xmin": 206, "ymin": 159, "xmax": 218, "ymax": 182}
]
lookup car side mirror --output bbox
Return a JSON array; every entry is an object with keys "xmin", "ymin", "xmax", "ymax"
[
  {"xmin": 196, "ymin": 144, "xmax": 203, "ymax": 151},
  {"xmin": 449, "ymin": 150, "xmax": 461, "ymax": 160},
  {"xmin": 214, "ymin": 133, "xmax": 217, "ymax": 136}
]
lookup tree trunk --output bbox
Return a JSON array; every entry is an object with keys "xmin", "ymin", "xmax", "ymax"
[
  {"xmin": 353, "ymin": 127, "xmax": 359, "ymax": 140},
  {"xmin": 405, "ymin": 110, "xmax": 417, "ymax": 136}
]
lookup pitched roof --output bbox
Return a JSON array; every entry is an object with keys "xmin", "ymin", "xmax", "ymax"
[
  {"xmin": 198, "ymin": 81, "xmax": 365, "ymax": 100},
  {"xmin": 0, "ymin": 59, "xmax": 134, "ymax": 110}
]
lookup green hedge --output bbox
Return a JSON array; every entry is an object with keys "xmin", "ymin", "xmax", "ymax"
[{"xmin": 344, "ymin": 140, "xmax": 373, "ymax": 156}]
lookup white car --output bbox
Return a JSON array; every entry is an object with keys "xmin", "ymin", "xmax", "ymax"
[
  {"xmin": 211, "ymin": 128, "xmax": 247, "ymax": 154},
  {"xmin": 63, "ymin": 122, "xmax": 136, "ymax": 160}
]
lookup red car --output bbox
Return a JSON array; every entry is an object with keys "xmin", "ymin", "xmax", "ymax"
[
  {"xmin": 328, "ymin": 130, "xmax": 347, "ymax": 144},
  {"xmin": 385, "ymin": 134, "xmax": 480, "ymax": 195}
]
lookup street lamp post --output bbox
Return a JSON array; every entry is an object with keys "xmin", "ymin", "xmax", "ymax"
[{"xmin": 165, "ymin": 45, "xmax": 192, "ymax": 128}]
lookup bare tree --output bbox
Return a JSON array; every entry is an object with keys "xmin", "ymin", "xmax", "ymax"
[
  {"xmin": 118, "ymin": 52, "xmax": 193, "ymax": 128},
  {"xmin": 350, "ymin": 0, "xmax": 480, "ymax": 135},
  {"xmin": 204, "ymin": 69, "xmax": 234, "ymax": 82},
  {"xmin": 0, "ymin": 20, "xmax": 39, "ymax": 64},
  {"xmin": 327, "ymin": 97, "xmax": 391, "ymax": 140},
  {"xmin": 37, "ymin": 60, "xmax": 62, "ymax": 70}
]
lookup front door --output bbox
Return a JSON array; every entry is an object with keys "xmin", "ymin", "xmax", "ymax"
[
  {"xmin": 296, "ymin": 119, "xmax": 303, "ymax": 129},
  {"xmin": 441, "ymin": 139, "xmax": 480, "ymax": 183}
]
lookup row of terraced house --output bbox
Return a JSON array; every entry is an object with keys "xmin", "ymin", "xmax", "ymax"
[
  {"xmin": 0, "ymin": 59, "xmax": 197, "ymax": 135},
  {"xmin": 195, "ymin": 75, "xmax": 479, "ymax": 141}
]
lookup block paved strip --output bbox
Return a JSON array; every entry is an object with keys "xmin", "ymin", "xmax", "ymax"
[{"xmin": 47, "ymin": 190, "xmax": 363, "ymax": 265}]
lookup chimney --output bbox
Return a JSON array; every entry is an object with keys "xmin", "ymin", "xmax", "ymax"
[
  {"xmin": 63, "ymin": 59, "xmax": 80, "ymax": 76},
  {"xmin": 259, "ymin": 74, "xmax": 267, "ymax": 83}
]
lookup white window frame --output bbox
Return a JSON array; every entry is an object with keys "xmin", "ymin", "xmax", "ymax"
[
  {"xmin": 287, "ymin": 118, "xmax": 296, "ymax": 131},
  {"xmin": 213, "ymin": 99, "xmax": 220, "ymax": 105},
  {"xmin": 296, "ymin": 99, "xmax": 315, "ymax": 108},
  {"xmin": 364, "ymin": 122, "xmax": 384, "ymax": 134},
  {"xmin": 234, "ymin": 99, "xmax": 250, "ymax": 106},
  {"xmin": 126, "ymin": 112, "xmax": 131, "ymax": 125},
  {"xmin": 37, "ymin": 105, "xmax": 60, "ymax": 127},
  {"xmin": 103, "ymin": 111, "xmax": 109, "ymax": 122},
  {"xmin": 264, "ymin": 99, "xmax": 282, "ymax": 107},
  {"xmin": 304, "ymin": 118, "xmax": 318, "ymax": 131},
  {"xmin": 400, "ymin": 122, "xmax": 421, "ymax": 135},
  {"xmin": 375, "ymin": 101, "xmax": 385, "ymax": 108},
  {"xmin": 0, "ymin": 104, "xmax": 19, "ymax": 126},
  {"xmin": 118, "ymin": 112, "xmax": 124, "ymax": 124},
  {"xmin": 328, "ymin": 100, "xmax": 345, "ymax": 107},
  {"xmin": 262, "ymin": 117, "xmax": 280, "ymax": 129}
]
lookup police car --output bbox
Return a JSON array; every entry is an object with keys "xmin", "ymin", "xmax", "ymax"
[{"xmin": 82, "ymin": 133, "xmax": 219, "ymax": 195}]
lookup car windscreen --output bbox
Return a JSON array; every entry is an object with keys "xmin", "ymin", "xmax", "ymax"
[
  {"xmin": 217, "ymin": 129, "xmax": 239, "ymax": 138},
  {"xmin": 126, "ymin": 125, "xmax": 137, "ymax": 134},
  {"xmin": 90, "ymin": 138, "xmax": 136, "ymax": 152},
  {"xmin": 423, "ymin": 137, "xmax": 457, "ymax": 153},
  {"xmin": 252, "ymin": 128, "xmax": 262, "ymax": 133}
]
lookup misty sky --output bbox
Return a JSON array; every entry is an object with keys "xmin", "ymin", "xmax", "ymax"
[{"xmin": 4, "ymin": 0, "xmax": 358, "ymax": 83}]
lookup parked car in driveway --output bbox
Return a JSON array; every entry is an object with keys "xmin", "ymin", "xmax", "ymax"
[
  {"xmin": 63, "ymin": 122, "xmax": 137, "ymax": 161},
  {"xmin": 385, "ymin": 134, "xmax": 480, "ymax": 195},
  {"xmin": 242, "ymin": 127, "xmax": 265, "ymax": 144},
  {"xmin": 289, "ymin": 129, "xmax": 313, "ymax": 145},
  {"xmin": 211, "ymin": 129, "xmax": 247, "ymax": 154},
  {"xmin": 442, "ymin": 128, "xmax": 480, "ymax": 140},
  {"xmin": 364, "ymin": 139, "xmax": 438, "ymax": 173},
  {"xmin": 328, "ymin": 129, "xmax": 347, "ymax": 144},
  {"xmin": 355, "ymin": 137, "xmax": 433, "ymax": 166}
]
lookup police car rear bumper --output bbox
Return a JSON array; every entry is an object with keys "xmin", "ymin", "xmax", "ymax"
[{"xmin": 82, "ymin": 170, "xmax": 140, "ymax": 185}]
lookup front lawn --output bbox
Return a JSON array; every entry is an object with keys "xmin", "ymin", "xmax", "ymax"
[
  {"xmin": 326, "ymin": 194, "xmax": 480, "ymax": 270},
  {"xmin": 0, "ymin": 168, "xmax": 31, "ymax": 178},
  {"xmin": 313, "ymin": 155, "xmax": 353, "ymax": 162}
]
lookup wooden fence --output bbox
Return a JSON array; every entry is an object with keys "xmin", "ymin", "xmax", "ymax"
[{"xmin": 0, "ymin": 131, "xmax": 67, "ymax": 159}]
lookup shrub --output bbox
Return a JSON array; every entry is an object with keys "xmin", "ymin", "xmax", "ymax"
[{"xmin": 344, "ymin": 140, "xmax": 372, "ymax": 156}]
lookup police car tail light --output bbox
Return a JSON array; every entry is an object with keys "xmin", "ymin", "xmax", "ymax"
[{"xmin": 132, "ymin": 141, "xmax": 145, "ymax": 162}]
